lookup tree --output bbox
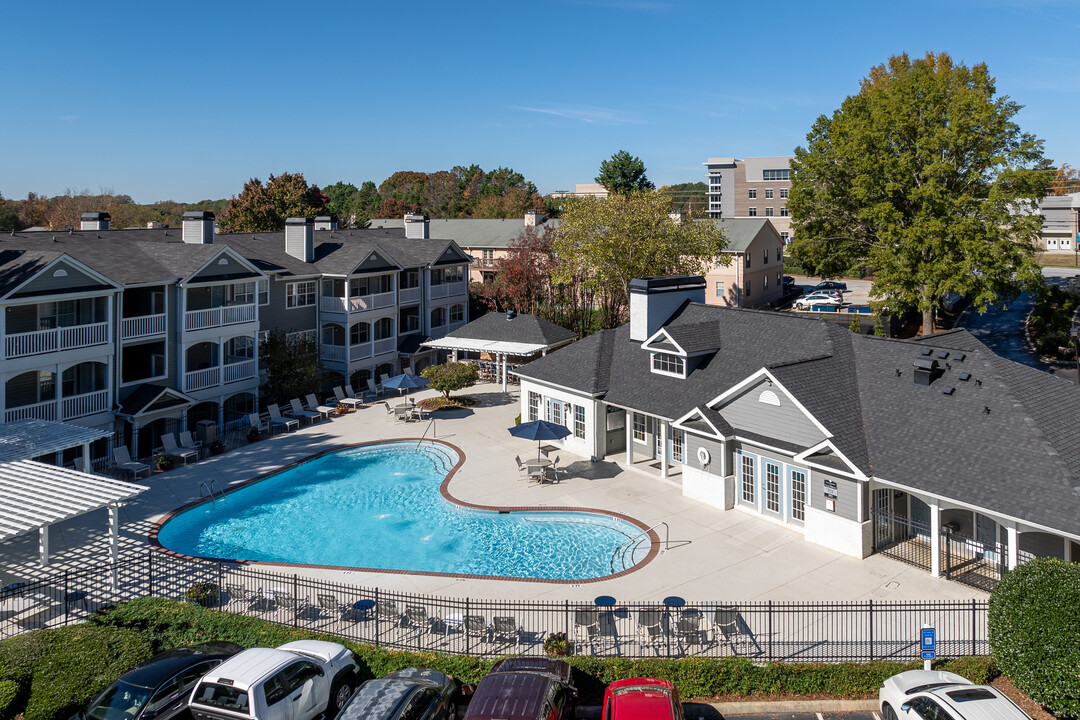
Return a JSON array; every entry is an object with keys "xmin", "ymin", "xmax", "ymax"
[
  {"xmin": 1049, "ymin": 163, "xmax": 1080, "ymax": 196},
  {"xmin": 0, "ymin": 193, "xmax": 20, "ymax": 232},
  {"xmin": 219, "ymin": 172, "xmax": 328, "ymax": 233},
  {"xmin": 260, "ymin": 330, "xmax": 320, "ymax": 407},
  {"xmin": 554, "ymin": 192, "xmax": 728, "ymax": 328},
  {"xmin": 323, "ymin": 181, "xmax": 371, "ymax": 228},
  {"xmin": 356, "ymin": 181, "xmax": 381, "ymax": 219},
  {"xmin": 421, "ymin": 361, "xmax": 479, "ymax": 400},
  {"xmin": 788, "ymin": 52, "xmax": 1052, "ymax": 335},
  {"xmin": 595, "ymin": 150, "xmax": 654, "ymax": 195},
  {"xmin": 659, "ymin": 182, "xmax": 709, "ymax": 216}
]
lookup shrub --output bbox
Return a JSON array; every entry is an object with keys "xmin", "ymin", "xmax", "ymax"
[
  {"xmin": 184, "ymin": 581, "xmax": 221, "ymax": 608},
  {"xmin": 0, "ymin": 678, "xmax": 18, "ymax": 720},
  {"xmin": 989, "ymin": 557, "xmax": 1080, "ymax": 719},
  {"xmin": 421, "ymin": 362, "xmax": 479, "ymax": 400}
]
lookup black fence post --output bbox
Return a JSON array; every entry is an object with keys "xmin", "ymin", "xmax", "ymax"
[
  {"xmin": 374, "ymin": 587, "xmax": 380, "ymax": 646},
  {"xmin": 218, "ymin": 562, "xmax": 224, "ymax": 611},
  {"xmin": 293, "ymin": 574, "xmax": 299, "ymax": 628},
  {"xmin": 564, "ymin": 600, "xmax": 570, "ymax": 655},
  {"xmin": 148, "ymin": 550, "xmax": 153, "ymax": 596},
  {"xmin": 767, "ymin": 600, "xmax": 774, "ymax": 661},
  {"xmin": 868, "ymin": 599, "xmax": 874, "ymax": 661},
  {"xmin": 63, "ymin": 571, "xmax": 69, "ymax": 625},
  {"xmin": 465, "ymin": 598, "xmax": 471, "ymax": 655},
  {"xmin": 971, "ymin": 599, "xmax": 977, "ymax": 656}
]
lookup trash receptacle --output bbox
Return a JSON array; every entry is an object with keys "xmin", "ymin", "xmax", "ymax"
[{"xmin": 196, "ymin": 420, "xmax": 217, "ymax": 446}]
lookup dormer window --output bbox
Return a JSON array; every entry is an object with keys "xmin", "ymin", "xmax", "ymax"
[{"xmin": 652, "ymin": 352, "xmax": 685, "ymax": 377}]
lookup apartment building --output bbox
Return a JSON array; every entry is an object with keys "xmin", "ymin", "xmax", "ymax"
[
  {"xmin": 1038, "ymin": 192, "xmax": 1080, "ymax": 252},
  {"xmin": 0, "ymin": 212, "xmax": 470, "ymax": 464},
  {"xmin": 706, "ymin": 218, "xmax": 785, "ymax": 309},
  {"xmin": 703, "ymin": 157, "xmax": 794, "ymax": 242}
]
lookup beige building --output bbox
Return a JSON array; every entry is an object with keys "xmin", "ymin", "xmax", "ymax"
[
  {"xmin": 548, "ymin": 183, "xmax": 610, "ymax": 200},
  {"xmin": 703, "ymin": 156, "xmax": 794, "ymax": 242},
  {"xmin": 1038, "ymin": 192, "xmax": 1080, "ymax": 252},
  {"xmin": 706, "ymin": 218, "xmax": 785, "ymax": 309}
]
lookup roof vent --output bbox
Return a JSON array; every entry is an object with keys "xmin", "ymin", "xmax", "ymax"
[
  {"xmin": 913, "ymin": 357, "xmax": 939, "ymax": 386},
  {"xmin": 956, "ymin": 353, "xmax": 966, "ymax": 361},
  {"xmin": 936, "ymin": 350, "xmax": 949, "ymax": 360},
  {"xmin": 942, "ymin": 386, "xmax": 955, "ymax": 396},
  {"xmin": 506, "ymin": 310, "xmax": 516, "ymax": 320},
  {"xmin": 920, "ymin": 348, "xmax": 933, "ymax": 356},
  {"xmin": 182, "ymin": 211, "xmax": 215, "ymax": 244},
  {"xmin": 959, "ymin": 372, "xmax": 971, "ymax": 381}
]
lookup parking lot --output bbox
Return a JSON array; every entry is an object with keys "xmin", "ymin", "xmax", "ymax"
[{"xmin": 785, "ymin": 275, "xmax": 874, "ymax": 309}]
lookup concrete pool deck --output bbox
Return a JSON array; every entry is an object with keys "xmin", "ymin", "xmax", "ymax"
[{"xmin": 0, "ymin": 384, "xmax": 985, "ymax": 603}]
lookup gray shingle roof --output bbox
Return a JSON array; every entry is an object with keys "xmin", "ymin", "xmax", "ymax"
[
  {"xmin": 709, "ymin": 218, "xmax": 781, "ymax": 254},
  {"xmin": 368, "ymin": 218, "xmax": 560, "ymax": 248},
  {"xmin": 447, "ymin": 312, "xmax": 576, "ymax": 347}
]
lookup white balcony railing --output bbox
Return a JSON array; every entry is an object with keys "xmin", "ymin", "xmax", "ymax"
[
  {"xmin": 223, "ymin": 360, "xmax": 257, "ymax": 384},
  {"xmin": 62, "ymin": 390, "xmax": 109, "ymax": 420},
  {"xmin": 320, "ymin": 296, "xmax": 347, "ymax": 313},
  {"xmin": 446, "ymin": 281, "xmax": 467, "ymax": 297},
  {"xmin": 399, "ymin": 287, "xmax": 421, "ymax": 304},
  {"xmin": 429, "ymin": 284, "xmax": 449, "ymax": 299},
  {"xmin": 370, "ymin": 291, "xmax": 395, "ymax": 309},
  {"xmin": 350, "ymin": 342, "xmax": 373, "ymax": 361},
  {"xmin": 4, "ymin": 400, "xmax": 57, "ymax": 423},
  {"xmin": 121, "ymin": 313, "xmax": 167, "ymax": 340},
  {"xmin": 184, "ymin": 303, "xmax": 255, "ymax": 332},
  {"xmin": 321, "ymin": 291, "xmax": 397, "ymax": 314},
  {"xmin": 5, "ymin": 322, "xmax": 109, "ymax": 359},
  {"xmin": 321, "ymin": 345, "xmax": 346, "ymax": 363},
  {"xmin": 373, "ymin": 337, "xmax": 396, "ymax": 355},
  {"xmin": 184, "ymin": 367, "xmax": 220, "ymax": 392}
]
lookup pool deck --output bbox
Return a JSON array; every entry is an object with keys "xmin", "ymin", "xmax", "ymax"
[{"xmin": 0, "ymin": 384, "xmax": 985, "ymax": 603}]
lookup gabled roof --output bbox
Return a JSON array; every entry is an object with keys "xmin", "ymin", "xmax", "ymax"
[
  {"xmin": 447, "ymin": 312, "xmax": 576, "ymax": 347},
  {"xmin": 369, "ymin": 217, "xmax": 561, "ymax": 248},
  {"xmin": 117, "ymin": 384, "xmax": 196, "ymax": 417},
  {"xmin": 709, "ymin": 217, "xmax": 781, "ymax": 253}
]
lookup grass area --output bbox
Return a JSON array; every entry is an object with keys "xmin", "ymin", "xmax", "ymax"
[
  {"xmin": 1035, "ymin": 251, "xmax": 1080, "ymax": 268},
  {"xmin": 418, "ymin": 395, "xmax": 479, "ymax": 410},
  {"xmin": 0, "ymin": 598, "xmax": 1002, "ymax": 720}
]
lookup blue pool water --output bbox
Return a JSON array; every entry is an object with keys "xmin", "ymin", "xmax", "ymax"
[{"xmin": 156, "ymin": 442, "xmax": 649, "ymax": 580}]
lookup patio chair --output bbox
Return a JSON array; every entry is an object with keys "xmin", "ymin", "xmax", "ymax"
[
  {"xmin": 676, "ymin": 609, "xmax": 706, "ymax": 653},
  {"xmin": 546, "ymin": 456, "xmax": 562, "ymax": 483},
  {"xmin": 376, "ymin": 599, "xmax": 402, "ymax": 638},
  {"xmin": 515, "ymin": 455, "xmax": 527, "ymax": 476},
  {"xmin": 305, "ymin": 394, "xmax": 335, "ymax": 421},
  {"xmin": 366, "ymin": 378, "xmax": 385, "ymax": 400},
  {"xmin": 463, "ymin": 615, "xmax": 489, "ymax": 645},
  {"xmin": 491, "ymin": 616, "xmax": 521, "ymax": 648},
  {"xmin": 403, "ymin": 604, "xmax": 437, "ymax": 643},
  {"xmin": 334, "ymin": 386, "xmax": 363, "ymax": 409},
  {"xmin": 316, "ymin": 593, "xmax": 351, "ymax": 621},
  {"xmin": 267, "ymin": 404, "xmax": 299, "ymax": 432},
  {"xmin": 380, "ymin": 401, "xmax": 395, "ymax": 421},
  {"xmin": 636, "ymin": 609, "xmax": 667, "ymax": 655},
  {"xmin": 248, "ymin": 413, "xmax": 270, "ymax": 435},
  {"xmin": 161, "ymin": 434, "xmax": 198, "ymax": 465},
  {"xmin": 273, "ymin": 591, "xmax": 308, "ymax": 619},
  {"xmin": 112, "ymin": 447, "xmax": 150, "ymax": 480},
  {"xmin": 573, "ymin": 608, "xmax": 602, "ymax": 654},
  {"xmin": 178, "ymin": 431, "xmax": 203, "ymax": 456},
  {"xmin": 288, "ymin": 398, "xmax": 322, "ymax": 425},
  {"xmin": 224, "ymin": 584, "xmax": 261, "ymax": 612},
  {"xmin": 712, "ymin": 605, "xmax": 758, "ymax": 655}
]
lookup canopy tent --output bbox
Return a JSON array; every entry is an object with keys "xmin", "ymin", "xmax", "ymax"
[
  {"xmin": 0, "ymin": 418, "xmax": 112, "ymax": 470},
  {"xmin": 0, "ymin": 460, "xmax": 145, "ymax": 581}
]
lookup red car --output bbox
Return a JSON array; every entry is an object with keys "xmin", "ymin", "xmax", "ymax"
[{"xmin": 602, "ymin": 678, "xmax": 684, "ymax": 720}]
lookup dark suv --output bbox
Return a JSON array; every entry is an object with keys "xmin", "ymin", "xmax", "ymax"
[
  {"xmin": 339, "ymin": 668, "xmax": 463, "ymax": 720},
  {"xmin": 462, "ymin": 658, "xmax": 576, "ymax": 720}
]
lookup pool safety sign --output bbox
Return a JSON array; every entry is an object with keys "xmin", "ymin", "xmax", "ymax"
[{"xmin": 921, "ymin": 627, "xmax": 936, "ymax": 660}]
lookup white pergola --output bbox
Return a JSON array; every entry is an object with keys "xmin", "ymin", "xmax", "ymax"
[
  {"xmin": 0, "ymin": 418, "xmax": 112, "ymax": 470},
  {"xmin": 420, "ymin": 337, "xmax": 553, "ymax": 391}
]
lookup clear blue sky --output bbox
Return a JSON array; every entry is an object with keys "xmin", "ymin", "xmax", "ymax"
[{"xmin": 3, "ymin": 0, "xmax": 1079, "ymax": 204}]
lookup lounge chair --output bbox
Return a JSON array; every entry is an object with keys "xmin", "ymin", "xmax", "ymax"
[
  {"xmin": 316, "ymin": 593, "xmax": 351, "ymax": 621},
  {"xmin": 178, "ymin": 431, "xmax": 203, "ymax": 456},
  {"xmin": 637, "ymin": 609, "xmax": 667, "ymax": 655},
  {"xmin": 491, "ymin": 616, "xmax": 521, "ymax": 648},
  {"xmin": 305, "ymin": 394, "xmax": 334, "ymax": 421},
  {"xmin": 248, "ymin": 413, "xmax": 270, "ymax": 435},
  {"xmin": 366, "ymin": 378, "xmax": 384, "ymax": 401},
  {"xmin": 288, "ymin": 398, "xmax": 322, "ymax": 425},
  {"xmin": 112, "ymin": 447, "xmax": 150, "ymax": 480},
  {"xmin": 573, "ymin": 608, "xmax": 601, "ymax": 654},
  {"xmin": 712, "ymin": 605, "xmax": 757, "ymax": 654},
  {"xmin": 677, "ymin": 609, "xmax": 706, "ymax": 652},
  {"xmin": 463, "ymin": 615, "xmax": 488, "ymax": 645},
  {"xmin": 273, "ymin": 591, "xmax": 308, "ymax": 619},
  {"xmin": 403, "ymin": 604, "xmax": 436, "ymax": 642},
  {"xmin": 376, "ymin": 599, "xmax": 402, "ymax": 638},
  {"xmin": 333, "ymin": 386, "xmax": 363, "ymax": 409},
  {"xmin": 224, "ymin": 584, "xmax": 261, "ymax": 611},
  {"xmin": 267, "ymin": 404, "xmax": 299, "ymax": 432},
  {"xmin": 346, "ymin": 384, "xmax": 372, "ymax": 405},
  {"xmin": 161, "ymin": 434, "xmax": 198, "ymax": 465}
]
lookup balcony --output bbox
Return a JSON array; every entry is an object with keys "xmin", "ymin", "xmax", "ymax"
[
  {"xmin": 184, "ymin": 303, "xmax": 255, "ymax": 332},
  {"xmin": 5, "ymin": 322, "xmax": 110, "ymax": 360},
  {"xmin": 374, "ymin": 337, "xmax": 396, "ymax": 355},
  {"xmin": 399, "ymin": 287, "xmax": 421, "ymax": 304},
  {"xmin": 321, "ymin": 345, "xmax": 346, "ymax": 363},
  {"xmin": 320, "ymin": 291, "xmax": 396, "ymax": 314},
  {"xmin": 350, "ymin": 342, "xmax": 373, "ymax": 361},
  {"xmin": 62, "ymin": 390, "xmax": 110, "ymax": 420},
  {"xmin": 184, "ymin": 367, "xmax": 220, "ymax": 392},
  {"xmin": 4, "ymin": 399, "xmax": 57, "ymax": 423},
  {"xmin": 223, "ymin": 360, "xmax": 257, "ymax": 384},
  {"xmin": 429, "ymin": 281, "xmax": 467, "ymax": 299},
  {"xmin": 121, "ymin": 313, "xmax": 167, "ymax": 340}
]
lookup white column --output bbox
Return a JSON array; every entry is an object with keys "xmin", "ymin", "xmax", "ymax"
[
  {"xmin": 38, "ymin": 524, "xmax": 50, "ymax": 566},
  {"xmin": 660, "ymin": 422, "xmax": 669, "ymax": 479},
  {"xmin": 1006, "ymin": 524, "xmax": 1019, "ymax": 571},
  {"xmin": 501, "ymin": 353, "xmax": 507, "ymax": 392},
  {"xmin": 81, "ymin": 441, "xmax": 91, "ymax": 472},
  {"xmin": 451, "ymin": 349, "xmax": 458, "ymax": 362},
  {"xmin": 1065, "ymin": 538, "xmax": 1073, "ymax": 562},
  {"xmin": 109, "ymin": 503, "xmax": 120, "ymax": 590},
  {"xmin": 930, "ymin": 500, "xmax": 941, "ymax": 578},
  {"xmin": 625, "ymin": 414, "xmax": 634, "ymax": 466}
]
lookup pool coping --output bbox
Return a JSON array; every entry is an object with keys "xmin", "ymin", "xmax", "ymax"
[{"xmin": 148, "ymin": 438, "xmax": 660, "ymax": 584}]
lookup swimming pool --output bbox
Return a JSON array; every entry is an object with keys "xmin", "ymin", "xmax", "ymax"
[{"xmin": 154, "ymin": 441, "xmax": 652, "ymax": 581}]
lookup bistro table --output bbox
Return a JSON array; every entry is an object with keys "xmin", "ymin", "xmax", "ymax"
[
  {"xmin": 594, "ymin": 595, "xmax": 616, "ymax": 607},
  {"xmin": 352, "ymin": 598, "xmax": 377, "ymax": 621}
]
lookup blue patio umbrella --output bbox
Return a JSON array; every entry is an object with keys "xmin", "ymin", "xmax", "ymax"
[
  {"xmin": 381, "ymin": 372, "xmax": 430, "ymax": 401},
  {"xmin": 509, "ymin": 419, "xmax": 572, "ymax": 459}
]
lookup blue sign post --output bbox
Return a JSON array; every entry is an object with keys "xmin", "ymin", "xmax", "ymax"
[{"xmin": 921, "ymin": 626, "xmax": 936, "ymax": 669}]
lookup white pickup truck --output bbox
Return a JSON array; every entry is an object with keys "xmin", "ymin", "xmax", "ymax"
[{"xmin": 188, "ymin": 641, "xmax": 359, "ymax": 720}]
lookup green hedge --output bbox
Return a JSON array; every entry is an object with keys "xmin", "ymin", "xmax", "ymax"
[{"xmin": 989, "ymin": 558, "xmax": 1080, "ymax": 720}]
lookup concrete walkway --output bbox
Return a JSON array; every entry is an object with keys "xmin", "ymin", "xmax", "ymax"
[{"xmin": 0, "ymin": 384, "xmax": 983, "ymax": 604}]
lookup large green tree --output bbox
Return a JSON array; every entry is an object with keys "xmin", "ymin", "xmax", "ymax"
[
  {"xmin": 788, "ymin": 52, "xmax": 1052, "ymax": 335},
  {"xmin": 219, "ymin": 172, "xmax": 328, "ymax": 233},
  {"xmin": 0, "ymin": 193, "xmax": 21, "ymax": 232},
  {"xmin": 260, "ymin": 330, "xmax": 320, "ymax": 407},
  {"xmin": 595, "ymin": 150, "xmax": 654, "ymax": 195},
  {"xmin": 554, "ymin": 192, "xmax": 728, "ymax": 328},
  {"xmin": 323, "ymin": 181, "xmax": 371, "ymax": 228}
]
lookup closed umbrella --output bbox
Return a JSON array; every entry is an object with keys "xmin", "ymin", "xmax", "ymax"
[
  {"xmin": 381, "ymin": 372, "xmax": 430, "ymax": 402},
  {"xmin": 509, "ymin": 419, "xmax": 572, "ymax": 460}
]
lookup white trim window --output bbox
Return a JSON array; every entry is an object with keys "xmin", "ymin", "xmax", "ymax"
[
  {"xmin": 763, "ymin": 248, "xmax": 769, "ymax": 265},
  {"xmin": 765, "ymin": 207, "xmax": 775, "ymax": 217},
  {"xmin": 229, "ymin": 281, "xmax": 255, "ymax": 305},
  {"xmin": 715, "ymin": 281, "xmax": 725, "ymax": 297},
  {"xmin": 258, "ymin": 279, "xmax": 269, "ymax": 305},
  {"xmin": 765, "ymin": 188, "xmax": 774, "ymax": 199},
  {"xmin": 671, "ymin": 428, "xmax": 685, "ymax": 463},
  {"xmin": 748, "ymin": 189, "xmax": 757, "ymax": 199},
  {"xmin": 573, "ymin": 404, "xmax": 585, "ymax": 439},
  {"xmin": 763, "ymin": 169, "xmax": 790, "ymax": 181},
  {"xmin": 780, "ymin": 207, "xmax": 789, "ymax": 217},
  {"xmin": 449, "ymin": 304, "xmax": 464, "ymax": 323},
  {"xmin": 748, "ymin": 207, "xmax": 757, "ymax": 217},
  {"xmin": 632, "ymin": 412, "xmax": 646, "ymax": 443},
  {"xmin": 776, "ymin": 246, "xmax": 782, "ymax": 262},
  {"xmin": 791, "ymin": 468, "xmax": 807, "ymax": 521},
  {"xmin": 528, "ymin": 391, "xmax": 540, "ymax": 421},
  {"xmin": 765, "ymin": 461, "xmax": 781, "ymax": 513},
  {"xmin": 547, "ymin": 398, "xmax": 563, "ymax": 426},
  {"xmin": 286, "ymin": 281, "xmax": 316, "ymax": 308},
  {"xmin": 651, "ymin": 353, "xmax": 685, "ymax": 377},
  {"xmin": 741, "ymin": 454, "xmax": 755, "ymax": 503},
  {"xmin": 780, "ymin": 188, "xmax": 789, "ymax": 199}
]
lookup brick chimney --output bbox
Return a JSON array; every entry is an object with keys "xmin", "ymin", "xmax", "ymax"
[
  {"xmin": 404, "ymin": 213, "xmax": 429, "ymax": 239},
  {"xmin": 181, "ymin": 211, "xmax": 215, "ymax": 244},
  {"xmin": 285, "ymin": 217, "xmax": 315, "ymax": 262},
  {"xmin": 80, "ymin": 212, "xmax": 110, "ymax": 230}
]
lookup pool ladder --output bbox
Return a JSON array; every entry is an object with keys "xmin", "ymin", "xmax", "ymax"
[
  {"xmin": 415, "ymin": 418, "xmax": 436, "ymax": 449},
  {"xmin": 609, "ymin": 522, "xmax": 690, "ymax": 573},
  {"xmin": 199, "ymin": 478, "xmax": 225, "ymax": 505}
]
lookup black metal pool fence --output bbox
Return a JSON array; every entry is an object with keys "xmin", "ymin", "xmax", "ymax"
[{"xmin": 0, "ymin": 551, "xmax": 989, "ymax": 661}]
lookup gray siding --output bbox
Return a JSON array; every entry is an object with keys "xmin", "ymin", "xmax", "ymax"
[
  {"xmin": 810, "ymin": 468, "xmax": 860, "ymax": 522},
  {"xmin": 14, "ymin": 260, "xmax": 113, "ymax": 296},
  {"xmin": 259, "ymin": 278, "xmax": 316, "ymax": 334},
  {"xmin": 720, "ymin": 379, "xmax": 825, "ymax": 448},
  {"xmin": 189, "ymin": 254, "xmax": 252, "ymax": 281},
  {"xmin": 685, "ymin": 433, "xmax": 725, "ymax": 474}
]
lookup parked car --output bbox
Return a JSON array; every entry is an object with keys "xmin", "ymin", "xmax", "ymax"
[
  {"xmin": 338, "ymin": 667, "xmax": 467, "ymax": 720},
  {"xmin": 74, "ymin": 642, "xmax": 241, "ymax": 720},
  {"xmin": 812, "ymin": 280, "xmax": 849, "ymax": 292},
  {"xmin": 794, "ymin": 291, "xmax": 843, "ymax": 309},
  {"xmin": 783, "ymin": 275, "xmax": 796, "ymax": 288},
  {"xmin": 602, "ymin": 678, "xmax": 684, "ymax": 720},
  {"xmin": 879, "ymin": 670, "xmax": 1033, "ymax": 720},
  {"xmin": 188, "ymin": 640, "xmax": 359, "ymax": 720},
  {"xmin": 462, "ymin": 657, "xmax": 576, "ymax": 720}
]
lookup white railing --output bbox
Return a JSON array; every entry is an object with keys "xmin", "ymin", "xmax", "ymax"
[
  {"xmin": 223, "ymin": 360, "xmax": 257, "ymax": 384},
  {"xmin": 62, "ymin": 390, "xmax": 109, "ymax": 420},
  {"xmin": 321, "ymin": 345, "xmax": 346, "ymax": 363},
  {"xmin": 5, "ymin": 322, "xmax": 109, "ymax": 359},
  {"xmin": 121, "ymin": 313, "xmax": 166, "ymax": 340},
  {"xmin": 371, "ymin": 291, "xmax": 396, "ymax": 309},
  {"xmin": 184, "ymin": 303, "xmax": 255, "ymax": 332},
  {"xmin": 350, "ymin": 342, "xmax": 373, "ymax": 360},
  {"xmin": 429, "ymin": 284, "xmax": 449, "ymax": 299},
  {"xmin": 4, "ymin": 400, "xmax": 57, "ymax": 423},
  {"xmin": 321, "ymin": 296, "xmax": 347, "ymax": 313},
  {"xmin": 374, "ymin": 337, "xmax": 396, "ymax": 355},
  {"xmin": 446, "ymin": 281, "xmax": 467, "ymax": 297},
  {"xmin": 184, "ymin": 367, "xmax": 220, "ymax": 392},
  {"xmin": 399, "ymin": 287, "xmax": 421, "ymax": 304}
]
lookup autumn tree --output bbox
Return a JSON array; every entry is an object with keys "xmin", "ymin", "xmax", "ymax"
[
  {"xmin": 18, "ymin": 192, "xmax": 50, "ymax": 228},
  {"xmin": 1049, "ymin": 163, "xmax": 1080, "ymax": 196},
  {"xmin": 788, "ymin": 52, "xmax": 1051, "ymax": 335},
  {"xmin": 659, "ymin": 182, "xmax": 709, "ymax": 216},
  {"xmin": 596, "ymin": 150, "xmax": 654, "ymax": 195},
  {"xmin": 555, "ymin": 192, "xmax": 728, "ymax": 328},
  {"xmin": 0, "ymin": 193, "xmax": 20, "ymax": 232},
  {"xmin": 219, "ymin": 172, "xmax": 328, "ymax": 233}
]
